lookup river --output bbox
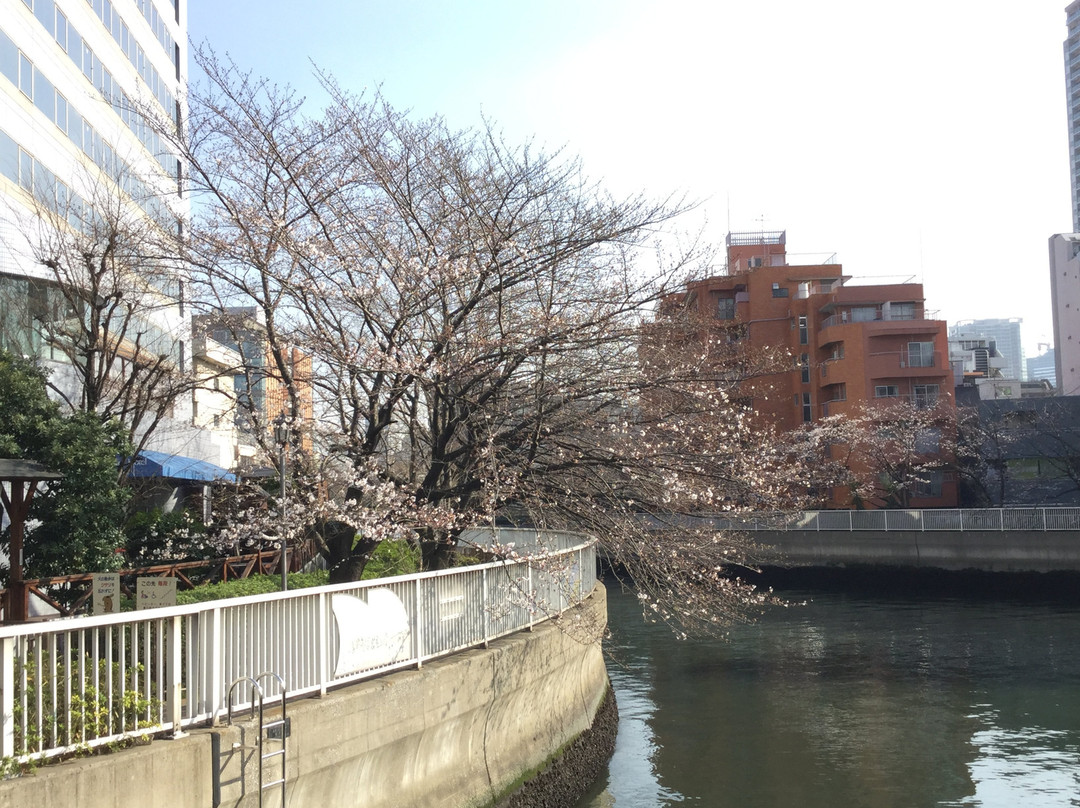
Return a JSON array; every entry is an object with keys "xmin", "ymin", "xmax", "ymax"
[{"xmin": 576, "ymin": 575, "xmax": 1080, "ymax": 807}]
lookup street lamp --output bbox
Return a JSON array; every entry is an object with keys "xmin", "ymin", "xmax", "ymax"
[{"xmin": 274, "ymin": 417, "xmax": 289, "ymax": 592}]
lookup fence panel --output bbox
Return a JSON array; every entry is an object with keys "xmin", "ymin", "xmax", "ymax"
[
  {"xmin": 884, "ymin": 511, "xmax": 923, "ymax": 531},
  {"xmin": 1043, "ymin": 508, "xmax": 1080, "ymax": 531},
  {"xmin": 921, "ymin": 510, "xmax": 963, "ymax": 531},
  {"xmin": 849, "ymin": 511, "xmax": 888, "ymax": 531}
]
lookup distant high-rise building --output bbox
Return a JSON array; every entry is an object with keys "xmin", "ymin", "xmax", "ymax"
[
  {"xmin": 1067, "ymin": 1, "xmax": 1080, "ymax": 230},
  {"xmin": 949, "ymin": 319, "xmax": 1024, "ymax": 382},
  {"xmin": 1027, "ymin": 345, "xmax": 1057, "ymax": 388}
]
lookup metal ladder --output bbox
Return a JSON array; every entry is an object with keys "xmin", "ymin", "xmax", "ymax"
[{"xmin": 226, "ymin": 672, "xmax": 288, "ymax": 808}]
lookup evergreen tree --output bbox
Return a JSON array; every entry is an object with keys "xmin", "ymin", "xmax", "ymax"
[{"xmin": 0, "ymin": 350, "xmax": 129, "ymax": 579}]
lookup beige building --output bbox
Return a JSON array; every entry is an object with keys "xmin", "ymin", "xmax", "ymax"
[{"xmin": 1049, "ymin": 234, "xmax": 1080, "ymax": 395}]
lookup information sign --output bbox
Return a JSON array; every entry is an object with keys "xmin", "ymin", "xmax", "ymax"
[
  {"xmin": 136, "ymin": 577, "xmax": 177, "ymax": 610},
  {"xmin": 93, "ymin": 572, "xmax": 120, "ymax": 614}
]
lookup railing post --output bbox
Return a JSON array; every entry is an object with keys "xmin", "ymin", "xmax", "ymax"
[
  {"xmin": 959, "ymin": 509, "xmax": 964, "ymax": 532},
  {"xmin": 482, "ymin": 567, "xmax": 490, "ymax": 648},
  {"xmin": 1043, "ymin": 508, "xmax": 1048, "ymax": 532},
  {"xmin": 167, "ymin": 615, "xmax": 185, "ymax": 738},
  {"xmin": 317, "ymin": 591, "xmax": 328, "ymax": 696},
  {"xmin": 528, "ymin": 561, "xmax": 535, "ymax": 632},
  {"xmin": 999, "ymin": 509, "xmax": 1004, "ymax": 531},
  {"xmin": 848, "ymin": 511, "xmax": 853, "ymax": 532},
  {"xmin": 414, "ymin": 577, "xmax": 423, "ymax": 669},
  {"xmin": 0, "ymin": 637, "xmax": 13, "ymax": 758},
  {"xmin": 206, "ymin": 607, "xmax": 223, "ymax": 724}
]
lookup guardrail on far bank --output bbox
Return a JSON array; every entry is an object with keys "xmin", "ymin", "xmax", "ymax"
[
  {"xmin": 663, "ymin": 507, "xmax": 1080, "ymax": 533},
  {"xmin": 0, "ymin": 528, "xmax": 597, "ymax": 764}
]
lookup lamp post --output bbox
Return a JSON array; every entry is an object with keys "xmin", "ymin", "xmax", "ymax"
[{"xmin": 274, "ymin": 418, "xmax": 289, "ymax": 592}]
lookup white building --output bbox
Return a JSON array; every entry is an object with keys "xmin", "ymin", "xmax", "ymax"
[
  {"xmin": 1067, "ymin": 1, "xmax": 1080, "ymax": 232},
  {"xmin": 949, "ymin": 318, "xmax": 1024, "ymax": 383},
  {"xmin": 0, "ymin": 1, "xmax": 229, "ymax": 468}
]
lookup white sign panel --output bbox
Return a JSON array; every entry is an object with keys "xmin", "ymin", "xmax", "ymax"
[
  {"xmin": 93, "ymin": 572, "xmax": 120, "ymax": 615},
  {"xmin": 332, "ymin": 589, "xmax": 411, "ymax": 677},
  {"xmin": 136, "ymin": 577, "xmax": 177, "ymax": 610}
]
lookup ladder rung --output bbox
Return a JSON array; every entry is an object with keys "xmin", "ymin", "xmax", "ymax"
[{"xmin": 261, "ymin": 778, "xmax": 285, "ymax": 789}]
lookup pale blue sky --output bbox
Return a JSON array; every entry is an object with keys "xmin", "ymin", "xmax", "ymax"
[{"xmin": 191, "ymin": 0, "xmax": 1070, "ymax": 358}]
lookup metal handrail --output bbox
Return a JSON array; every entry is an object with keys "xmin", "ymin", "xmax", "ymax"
[{"xmin": 0, "ymin": 529, "xmax": 596, "ymax": 763}]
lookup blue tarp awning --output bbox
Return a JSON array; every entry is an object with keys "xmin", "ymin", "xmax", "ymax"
[{"xmin": 125, "ymin": 450, "xmax": 237, "ymax": 483}]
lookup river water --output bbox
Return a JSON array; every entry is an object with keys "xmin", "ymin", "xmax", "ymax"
[{"xmin": 576, "ymin": 576, "xmax": 1080, "ymax": 807}]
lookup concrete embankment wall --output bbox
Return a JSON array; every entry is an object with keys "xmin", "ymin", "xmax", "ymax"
[
  {"xmin": 756, "ymin": 530, "xmax": 1080, "ymax": 573},
  {"xmin": 0, "ymin": 585, "xmax": 610, "ymax": 808}
]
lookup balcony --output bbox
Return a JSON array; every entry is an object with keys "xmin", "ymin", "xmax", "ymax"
[
  {"xmin": 871, "ymin": 387, "xmax": 944, "ymax": 410},
  {"xmin": 868, "ymin": 350, "xmax": 949, "ymax": 377},
  {"xmin": 819, "ymin": 309, "xmax": 930, "ymax": 329}
]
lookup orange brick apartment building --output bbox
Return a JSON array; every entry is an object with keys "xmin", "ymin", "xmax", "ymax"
[{"xmin": 664, "ymin": 230, "xmax": 957, "ymax": 507}]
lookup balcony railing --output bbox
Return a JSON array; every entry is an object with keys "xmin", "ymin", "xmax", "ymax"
[
  {"xmin": 867, "ymin": 351, "xmax": 944, "ymax": 371},
  {"xmin": 820, "ymin": 311, "xmax": 926, "ymax": 329}
]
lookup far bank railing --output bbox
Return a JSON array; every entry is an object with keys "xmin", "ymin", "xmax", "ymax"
[
  {"xmin": 0, "ymin": 528, "xmax": 596, "ymax": 763},
  {"xmin": 694, "ymin": 507, "xmax": 1080, "ymax": 533}
]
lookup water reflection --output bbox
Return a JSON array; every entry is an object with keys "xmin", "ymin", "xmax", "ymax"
[{"xmin": 577, "ymin": 583, "xmax": 1080, "ymax": 808}]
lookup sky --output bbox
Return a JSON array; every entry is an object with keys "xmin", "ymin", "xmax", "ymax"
[{"xmin": 190, "ymin": 0, "xmax": 1071, "ymax": 360}]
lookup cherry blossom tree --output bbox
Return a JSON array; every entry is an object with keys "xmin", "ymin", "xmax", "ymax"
[
  {"xmin": 161, "ymin": 51, "xmax": 833, "ymax": 633},
  {"xmin": 799, "ymin": 399, "xmax": 959, "ymax": 509}
]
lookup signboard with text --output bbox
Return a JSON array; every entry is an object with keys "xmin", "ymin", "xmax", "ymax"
[
  {"xmin": 93, "ymin": 572, "xmax": 120, "ymax": 615},
  {"xmin": 136, "ymin": 577, "xmax": 177, "ymax": 610}
]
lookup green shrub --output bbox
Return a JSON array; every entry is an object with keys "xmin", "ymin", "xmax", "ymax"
[
  {"xmin": 361, "ymin": 540, "xmax": 421, "ymax": 579},
  {"xmin": 175, "ymin": 570, "xmax": 329, "ymax": 605},
  {"xmin": 13, "ymin": 651, "xmax": 160, "ymax": 757}
]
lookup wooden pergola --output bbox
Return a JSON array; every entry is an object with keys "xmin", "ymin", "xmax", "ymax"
[{"xmin": 0, "ymin": 459, "xmax": 63, "ymax": 623}]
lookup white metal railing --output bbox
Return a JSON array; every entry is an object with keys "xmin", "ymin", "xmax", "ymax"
[
  {"xmin": 703, "ymin": 508, "xmax": 1080, "ymax": 533},
  {"xmin": 0, "ymin": 529, "xmax": 596, "ymax": 763}
]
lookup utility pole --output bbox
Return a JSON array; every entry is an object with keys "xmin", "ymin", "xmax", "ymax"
[{"xmin": 274, "ymin": 417, "xmax": 289, "ymax": 591}]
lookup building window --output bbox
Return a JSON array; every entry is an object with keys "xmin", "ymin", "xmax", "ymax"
[
  {"xmin": 33, "ymin": 0, "xmax": 54, "ymax": 36},
  {"xmin": 915, "ymin": 428, "xmax": 940, "ymax": 453},
  {"xmin": 846, "ymin": 306, "xmax": 878, "ymax": 323},
  {"xmin": 913, "ymin": 384, "xmax": 939, "ymax": 409},
  {"xmin": 913, "ymin": 470, "xmax": 944, "ymax": 499},
  {"xmin": 802, "ymin": 392, "xmax": 812, "ymax": 423},
  {"xmin": 891, "ymin": 302, "xmax": 915, "ymax": 320},
  {"xmin": 716, "ymin": 296, "xmax": 735, "ymax": 320},
  {"xmin": 907, "ymin": 341, "xmax": 935, "ymax": 368},
  {"xmin": 800, "ymin": 353, "xmax": 810, "ymax": 383},
  {"xmin": 772, "ymin": 283, "xmax": 789, "ymax": 298},
  {"xmin": 798, "ymin": 316, "xmax": 808, "ymax": 345},
  {"xmin": 875, "ymin": 385, "xmax": 899, "ymax": 398},
  {"xmin": 18, "ymin": 147, "xmax": 33, "ymax": 192},
  {"xmin": 18, "ymin": 52, "xmax": 32, "ymax": 99}
]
